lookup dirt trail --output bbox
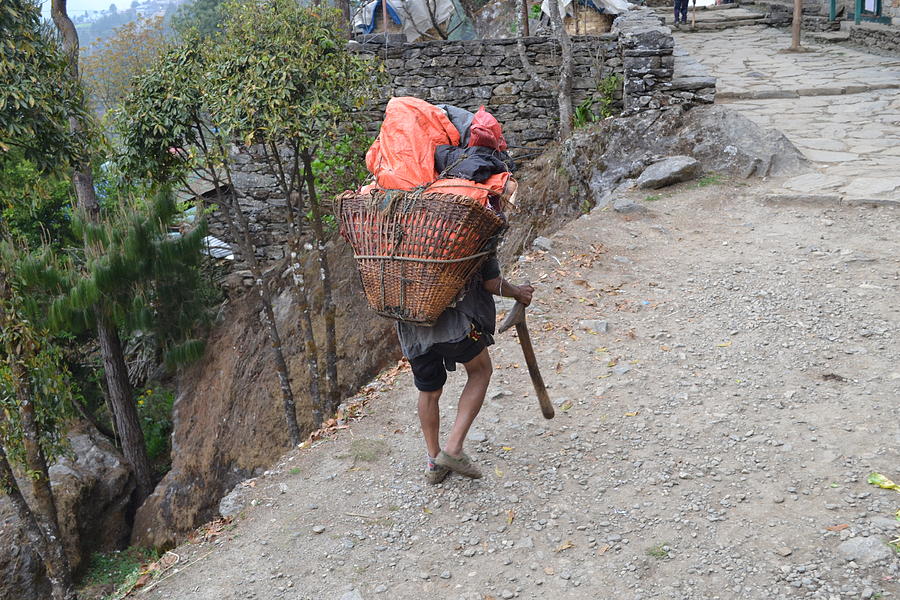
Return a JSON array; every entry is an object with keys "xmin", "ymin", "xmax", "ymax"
[{"xmin": 143, "ymin": 179, "xmax": 899, "ymax": 600}]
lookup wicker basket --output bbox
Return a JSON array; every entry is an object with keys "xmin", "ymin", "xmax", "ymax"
[{"xmin": 338, "ymin": 190, "xmax": 506, "ymax": 326}]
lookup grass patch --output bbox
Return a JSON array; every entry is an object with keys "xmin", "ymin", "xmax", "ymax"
[
  {"xmin": 695, "ymin": 174, "xmax": 724, "ymax": 188},
  {"xmin": 288, "ymin": 467, "xmax": 301, "ymax": 475},
  {"xmin": 643, "ymin": 194, "xmax": 662, "ymax": 202},
  {"xmin": 348, "ymin": 438, "xmax": 389, "ymax": 463},
  {"xmin": 645, "ymin": 542, "xmax": 670, "ymax": 559},
  {"xmin": 79, "ymin": 547, "xmax": 158, "ymax": 600}
]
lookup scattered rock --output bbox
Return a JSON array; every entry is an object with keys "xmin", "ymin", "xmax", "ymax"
[
  {"xmin": 836, "ymin": 537, "xmax": 892, "ymax": 565},
  {"xmin": 532, "ymin": 236, "xmax": 553, "ymax": 251},
  {"xmin": 636, "ymin": 156, "xmax": 701, "ymax": 189},
  {"xmin": 579, "ymin": 320, "xmax": 609, "ymax": 333},
  {"xmin": 775, "ymin": 546, "xmax": 793, "ymax": 557},
  {"xmin": 467, "ymin": 430, "xmax": 488, "ymax": 443},
  {"xmin": 312, "ymin": 525, "xmax": 326, "ymax": 534}
]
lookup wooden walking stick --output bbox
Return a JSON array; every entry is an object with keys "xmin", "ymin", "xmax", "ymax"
[
  {"xmin": 691, "ymin": 0, "xmax": 696, "ymax": 28},
  {"xmin": 498, "ymin": 284, "xmax": 554, "ymax": 420}
]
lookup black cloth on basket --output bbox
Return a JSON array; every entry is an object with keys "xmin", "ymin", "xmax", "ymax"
[{"xmin": 434, "ymin": 145, "xmax": 514, "ymax": 183}]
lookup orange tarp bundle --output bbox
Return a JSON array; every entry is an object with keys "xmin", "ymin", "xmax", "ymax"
[{"xmin": 363, "ymin": 97, "xmax": 510, "ymax": 206}]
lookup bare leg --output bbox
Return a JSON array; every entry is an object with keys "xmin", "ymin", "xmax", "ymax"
[
  {"xmin": 417, "ymin": 389, "xmax": 443, "ymax": 459},
  {"xmin": 443, "ymin": 348, "xmax": 492, "ymax": 456}
]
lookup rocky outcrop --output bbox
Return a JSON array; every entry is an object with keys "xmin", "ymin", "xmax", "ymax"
[
  {"xmin": 500, "ymin": 104, "xmax": 807, "ymax": 257},
  {"xmin": 0, "ymin": 428, "xmax": 134, "ymax": 600},
  {"xmin": 131, "ymin": 242, "xmax": 399, "ymax": 550}
]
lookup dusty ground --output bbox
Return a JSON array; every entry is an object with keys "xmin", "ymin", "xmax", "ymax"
[{"xmin": 140, "ymin": 177, "xmax": 899, "ymax": 600}]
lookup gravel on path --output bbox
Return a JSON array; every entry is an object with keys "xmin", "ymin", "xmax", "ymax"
[{"xmin": 144, "ymin": 181, "xmax": 900, "ymax": 600}]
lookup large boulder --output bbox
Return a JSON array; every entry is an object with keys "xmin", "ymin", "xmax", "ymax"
[
  {"xmin": 0, "ymin": 427, "xmax": 135, "ymax": 600},
  {"xmin": 131, "ymin": 242, "xmax": 399, "ymax": 550},
  {"xmin": 636, "ymin": 156, "xmax": 701, "ymax": 189}
]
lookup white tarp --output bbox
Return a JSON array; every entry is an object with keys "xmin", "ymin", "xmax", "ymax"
[
  {"xmin": 541, "ymin": 0, "xmax": 632, "ymax": 18},
  {"xmin": 352, "ymin": 0, "xmax": 459, "ymax": 42}
]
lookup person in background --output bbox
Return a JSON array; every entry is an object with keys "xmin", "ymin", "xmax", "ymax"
[{"xmin": 674, "ymin": 0, "xmax": 689, "ymax": 26}]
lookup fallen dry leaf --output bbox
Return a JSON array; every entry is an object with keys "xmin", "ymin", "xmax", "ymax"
[
  {"xmin": 555, "ymin": 540, "xmax": 575, "ymax": 552},
  {"xmin": 717, "ymin": 341, "xmax": 732, "ymax": 347},
  {"xmin": 624, "ymin": 411, "xmax": 639, "ymax": 417},
  {"xmin": 544, "ymin": 567, "xmax": 555, "ymax": 575},
  {"xmin": 507, "ymin": 509, "xmax": 516, "ymax": 524},
  {"xmin": 826, "ymin": 523, "xmax": 849, "ymax": 531},
  {"xmin": 597, "ymin": 544, "xmax": 611, "ymax": 555}
]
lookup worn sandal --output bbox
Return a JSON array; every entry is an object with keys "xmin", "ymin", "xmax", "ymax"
[
  {"xmin": 425, "ymin": 457, "xmax": 449, "ymax": 485},
  {"xmin": 435, "ymin": 450, "xmax": 483, "ymax": 479}
]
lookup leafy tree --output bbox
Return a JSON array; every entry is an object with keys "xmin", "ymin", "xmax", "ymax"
[
  {"xmin": 210, "ymin": 0, "xmax": 381, "ymax": 421},
  {"xmin": 80, "ymin": 15, "xmax": 169, "ymax": 114},
  {"xmin": 116, "ymin": 36, "xmax": 306, "ymax": 445},
  {"xmin": 0, "ymin": 269, "xmax": 76, "ymax": 600},
  {"xmin": 50, "ymin": 0, "xmax": 158, "ymax": 502},
  {"xmin": 171, "ymin": 0, "xmax": 225, "ymax": 38}
]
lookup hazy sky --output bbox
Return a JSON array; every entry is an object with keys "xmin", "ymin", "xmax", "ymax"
[{"xmin": 39, "ymin": 0, "xmax": 129, "ymax": 18}]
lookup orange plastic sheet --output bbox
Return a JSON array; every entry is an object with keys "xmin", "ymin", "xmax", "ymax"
[{"xmin": 365, "ymin": 96, "xmax": 460, "ymax": 191}]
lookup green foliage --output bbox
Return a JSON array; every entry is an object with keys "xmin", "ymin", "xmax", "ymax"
[
  {"xmin": 80, "ymin": 546, "xmax": 158, "ymax": 596},
  {"xmin": 115, "ymin": 37, "xmax": 215, "ymax": 183},
  {"xmin": 596, "ymin": 73, "xmax": 623, "ymax": 119},
  {"xmin": 0, "ymin": 0, "xmax": 86, "ymax": 170},
  {"xmin": 646, "ymin": 542, "xmax": 670, "ymax": 559},
  {"xmin": 0, "ymin": 286, "xmax": 75, "ymax": 470},
  {"xmin": 644, "ymin": 194, "xmax": 661, "ymax": 202},
  {"xmin": 209, "ymin": 2, "xmax": 380, "ymax": 151},
  {"xmin": 0, "ymin": 152, "xmax": 77, "ymax": 249},
  {"xmin": 573, "ymin": 97, "xmax": 597, "ymax": 129},
  {"xmin": 171, "ymin": 0, "xmax": 225, "ymax": 39},
  {"xmin": 529, "ymin": 3, "xmax": 542, "ymax": 19},
  {"xmin": 135, "ymin": 386, "xmax": 174, "ymax": 464},
  {"xmin": 9, "ymin": 187, "xmax": 215, "ymax": 376}
]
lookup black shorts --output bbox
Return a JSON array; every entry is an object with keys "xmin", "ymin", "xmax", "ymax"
[{"xmin": 409, "ymin": 326, "xmax": 489, "ymax": 392}]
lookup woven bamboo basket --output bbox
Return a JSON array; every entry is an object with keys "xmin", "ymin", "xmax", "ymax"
[{"xmin": 338, "ymin": 190, "xmax": 506, "ymax": 326}]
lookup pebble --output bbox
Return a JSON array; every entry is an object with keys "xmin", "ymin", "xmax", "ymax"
[
  {"xmin": 532, "ymin": 236, "xmax": 553, "ymax": 251},
  {"xmin": 440, "ymin": 570, "xmax": 452, "ymax": 579},
  {"xmin": 775, "ymin": 547, "xmax": 792, "ymax": 557},
  {"xmin": 501, "ymin": 591, "xmax": 514, "ymax": 599},
  {"xmin": 312, "ymin": 525, "xmax": 326, "ymax": 534},
  {"xmin": 467, "ymin": 430, "xmax": 488, "ymax": 442}
]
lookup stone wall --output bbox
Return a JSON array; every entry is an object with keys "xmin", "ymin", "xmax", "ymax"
[
  {"xmin": 849, "ymin": 21, "xmax": 900, "ymax": 51},
  {"xmin": 352, "ymin": 34, "xmax": 622, "ymax": 149}
]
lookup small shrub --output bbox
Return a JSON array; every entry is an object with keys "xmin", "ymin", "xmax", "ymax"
[
  {"xmin": 696, "ymin": 174, "xmax": 724, "ymax": 187},
  {"xmin": 646, "ymin": 542, "xmax": 670, "ymax": 559},
  {"xmin": 644, "ymin": 194, "xmax": 661, "ymax": 202},
  {"xmin": 135, "ymin": 387, "xmax": 175, "ymax": 466},
  {"xmin": 80, "ymin": 546, "xmax": 158, "ymax": 598}
]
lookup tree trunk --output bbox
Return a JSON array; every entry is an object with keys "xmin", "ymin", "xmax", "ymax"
[
  {"xmin": 337, "ymin": 0, "xmax": 352, "ymax": 35},
  {"xmin": 12, "ymin": 360, "xmax": 62, "ymax": 536},
  {"xmin": 286, "ymin": 192, "xmax": 324, "ymax": 427},
  {"xmin": 519, "ymin": 0, "xmax": 530, "ymax": 36},
  {"xmin": 96, "ymin": 315, "xmax": 154, "ymax": 499},
  {"xmin": 301, "ymin": 153, "xmax": 340, "ymax": 416},
  {"xmin": 546, "ymin": 0, "xmax": 574, "ymax": 139},
  {"xmin": 52, "ymin": 0, "xmax": 154, "ymax": 504},
  {"xmin": 791, "ymin": 0, "xmax": 802, "ymax": 50},
  {"xmin": 213, "ymin": 158, "xmax": 301, "ymax": 447},
  {"xmin": 0, "ymin": 431, "xmax": 75, "ymax": 600}
]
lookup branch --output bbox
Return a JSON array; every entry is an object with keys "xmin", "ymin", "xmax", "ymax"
[{"xmin": 516, "ymin": 3, "xmax": 550, "ymax": 90}]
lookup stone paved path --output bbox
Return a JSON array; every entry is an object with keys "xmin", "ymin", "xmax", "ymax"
[{"xmin": 675, "ymin": 25, "xmax": 900, "ymax": 201}]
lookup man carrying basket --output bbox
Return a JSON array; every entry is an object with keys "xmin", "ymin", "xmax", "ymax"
[
  {"xmin": 341, "ymin": 97, "xmax": 534, "ymax": 484},
  {"xmin": 401, "ymin": 260, "xmax": 534, "ymax": 484}
]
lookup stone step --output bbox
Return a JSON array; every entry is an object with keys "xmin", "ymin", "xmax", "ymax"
[
  {"xmin": 671, "ymin": 17, "xmax": 768, "ymax": 30},
  {"xmin": 809, "ymin": 30, "xmax": 851, "ymax": 42}
]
